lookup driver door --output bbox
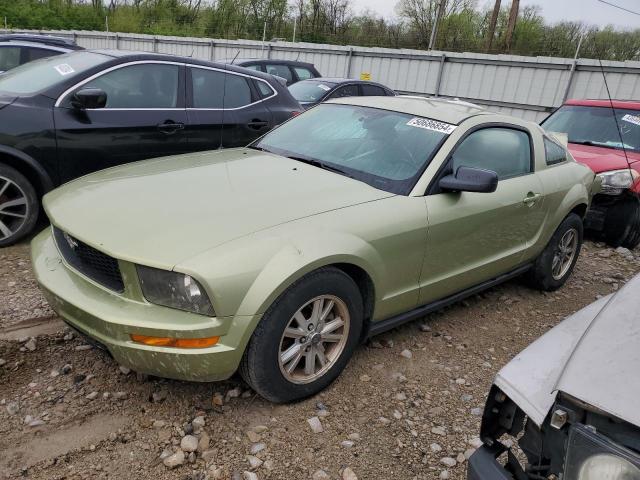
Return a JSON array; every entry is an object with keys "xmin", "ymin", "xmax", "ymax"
[{"xmin": 419, "ymin": 126, "xmax": 546, "ymax": 304}]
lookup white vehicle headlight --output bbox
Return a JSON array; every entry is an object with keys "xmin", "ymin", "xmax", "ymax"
[
  {"xmin": 137, "ymin": 265, "xmax": 215, "ymax": 316},
  {"xmin": 597, "ymin": 169, "xmax": 640, "ymax": 195},
  {"xmin": 578, "ymin": 454, "xmax": 640, "ymax": 480}
]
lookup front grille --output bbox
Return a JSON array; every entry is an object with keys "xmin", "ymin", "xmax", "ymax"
[{"xmin": 53, "ymin": 227, "xmax": 124, "ymax": 293}]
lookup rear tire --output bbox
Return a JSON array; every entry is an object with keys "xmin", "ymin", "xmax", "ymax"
[
  {"xmin": 239, "ymin": 267, "xmax": 363, "ymax": 403},
  {"xmin": 0, "ymin": 164, "xmax": 39, "ymax": 247},
  {"xmin": 603, "ymin": 198, "xmax": 640, "ymax": 250},
  {"xmin": 526, "ymin": 213, "xmax": 583, "ymax": 291}
]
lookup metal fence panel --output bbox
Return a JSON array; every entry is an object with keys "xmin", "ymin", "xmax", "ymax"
[{"xmin": 5, "ymin": 29, "xmax": 639, "ymax": 121}]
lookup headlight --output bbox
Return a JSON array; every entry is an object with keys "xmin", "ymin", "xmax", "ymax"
[
  {"xmin": 137, "ymin": 265, "xmax": 215, "ymax": 316},
  {"xmin": 578, "ymin": 454, "xmax": 640, "ymax": 480},
  {"xmin": 565, "ymin": 424, "xmax": 640, "ymax": 480},
  {"xmin": 597, "ymin": 169, "xmax": 640, "ymax": 195}
]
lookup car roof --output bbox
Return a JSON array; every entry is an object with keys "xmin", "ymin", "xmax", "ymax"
[
  {"xmin": 230, "ymin": 58, "xmax": 315, "ymax": 67},
  {"xmin": 298, "ymin": 77, "xmax": 391, "ymax": 88},
  {"xmin": 565, "ymin": 99, "xmax": 640, "ymax": 110},
  {"xmin": 82, "ymin": 49, "xmax": 280, "ymax": 83},
  {"xmin": 327, "ymin": 96, "xmax": 489, "ymax": 125},
  {"xmin": 0, "ymin": 33, "xmax": 81, "ymax": 49}
]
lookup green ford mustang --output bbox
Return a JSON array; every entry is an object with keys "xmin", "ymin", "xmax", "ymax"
[{"xmin": 31, "ymin": 96, "xmax": 596, "ymax": 402}]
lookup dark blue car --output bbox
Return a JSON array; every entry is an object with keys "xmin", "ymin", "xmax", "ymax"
[{"xmin": 288, "ymin": 78, "xmax": 396, "ymax": 109}]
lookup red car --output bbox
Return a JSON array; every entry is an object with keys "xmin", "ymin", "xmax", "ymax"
[{"xmin": 542, "ymin": 99, "xmax": 640, "ymax": 248}]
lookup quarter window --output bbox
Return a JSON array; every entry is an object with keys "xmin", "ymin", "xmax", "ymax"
[
  {"xmin": 191, "ymin": 68, "xmax": 252, "ymax": 109},
  {"xmin": 293, "ymin": 66, "xmax": 313, "ymax": 80},
  {"xmin": 83, "ymin": 63, "xmax": 179, "ymax": 108},
  {"xmin": 544, "ymin": 137, "xmax": 567, "ymax": 165},
  {"xmin": 452, "ymin": 128, "xmax": 532, "ymax": 180},
  {"xmin": 265, "ymin": 64, "xmax": 293, "ymax": 83},
  {"xmin": 255, "ymin": 80, "xmax": 274, "ymax": 98}
]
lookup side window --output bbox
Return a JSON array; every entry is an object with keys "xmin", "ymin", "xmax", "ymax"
[
  {"xmin": 329, "ymin": 85, "xmax": 359, "ymax": 99},
  {"xmin": 83, "ymin": 63, "xmax": 179, "ymax": 108},
  {"xmin": 265, "ymin": 64, "xmax": 293, "ymax": 83},
  {"xmin": 293, "ymin": 66, "xmax": 313, "ymax": 81},
  {"xmin": 361, "ymin": 84, "xmax": 385, "ymax": 96},
  {"xmin": 0, "ymin": 46, "xmax": 21, "ymax": 71},
  {"xmin": 544, "ymin": 137, "xmax": 567, "ymax": 165},
  {"xmin": 224, "ymin": 73, "xmax": 252, "ymax": 108},
  {"xmin": 255, "ymin": 80, "xmax": 274, "ymax": 98},
  {"xmin": 191, "ymin": 68, "xmax": 252, "ymax": 109},
  {"xmin": 243, "ymin": 64, "xmax": 263, "ymax": 72},
  {"xmin": 452, "ymin": 128, "xmax": 532, "ymax": 180},
  {"xmin": 25, "ymin": 48, "xmax": 58, "ymax": 63}
]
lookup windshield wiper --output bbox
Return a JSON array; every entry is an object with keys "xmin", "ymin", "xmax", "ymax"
[{"xmin": 286, "ymin": 155, "xmax": 355, "ymax": 178}]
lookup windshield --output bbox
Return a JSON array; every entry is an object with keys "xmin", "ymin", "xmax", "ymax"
[
  {"xmin": 542, "ymin": 105, "xmax": 639, "ymax": 153},
  {"xmin": 288, "ymin": 80, "xmax": 335, "ymax": 103},
  {"xmin": 255, "ymin": 104, "xmax": 451, "ymax": 194},
  {"xmin": 0, "ymin": 51, "xmax": 110, "ymax": 96}
]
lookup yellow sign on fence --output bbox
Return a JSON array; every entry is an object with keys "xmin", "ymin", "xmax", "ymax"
[{"xmin": 360, "ymin": 72, "xmax": 371, "ymax": 81}]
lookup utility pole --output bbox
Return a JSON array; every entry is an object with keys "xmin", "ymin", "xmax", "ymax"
[
  {"xmin": 105, "ymin": 15, "xmax": 109, "ymax": 32},
  {"xmin": 428, "ymin": 0, "xmax": 446, "ymax": 50},
  {"xmin": 293, "ymin": 16, "xmax": 297, "ymax": 42},
  {"xmin": 504, "ymin": 0, "xmax": 520, "ymax": 52},
  {"xmin": 261, "ymin": 21, "xmax": 266, "ymax": 57},
  {"xmin": 485, "ymin": 0, "xmax": 501, "ymax": 52}
]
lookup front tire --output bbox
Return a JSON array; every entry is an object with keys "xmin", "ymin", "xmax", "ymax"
[
  {"xmin": 239, "ymin": 267, "xmax": 363, "ymax": 403},
  {"xmin": 0, "ymin": 164, "xmax": 39, "ymax": 247},
  {"xmin": 526, "ymin": 213, "xmax": 583, "ymax": 291},
  {"xmin": 603, "ymin": 198, "xmax": 640, "ymax": 250}
]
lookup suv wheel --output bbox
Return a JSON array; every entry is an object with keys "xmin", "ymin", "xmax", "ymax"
[
  {"xmin": 239, "ymin": 267, "xmax": 363, "ymax": 403},
  {"xmin": 526, "ymin": 213, "xmax": 583, "ymax": 291},
  {"xmin": 0, "ymin": 164, "xmax": 38, "ymax": 247}
]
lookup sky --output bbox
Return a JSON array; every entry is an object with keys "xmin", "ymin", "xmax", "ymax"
[{"xmin": 350, "ymin": 0, "xmax": 640, "ymax": 29}]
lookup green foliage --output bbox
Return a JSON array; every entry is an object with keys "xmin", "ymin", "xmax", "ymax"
[{"xmin": 0, "ymin": 0, "xmax": 638, "ymax": 61}]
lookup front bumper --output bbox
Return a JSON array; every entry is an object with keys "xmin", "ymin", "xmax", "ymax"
[
  {"xmin": 467, "ymin": 445, "xmax": 513, "ymax": 480},
  {"xmin": 31, "ymin": 228, "xmax": 260, "ymax": 382}
]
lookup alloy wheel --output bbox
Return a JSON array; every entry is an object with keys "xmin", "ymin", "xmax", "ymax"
[
  {"xmin": 0, "ymin": 175, "xmax": 29, "ymax": 242},
  {"xmin": 551, "ymin": 228, "xmax": 578, "ymax": 280},
  {"xmin": 278, "ymin": 295, "xmax": 350, "ymax": 384}
]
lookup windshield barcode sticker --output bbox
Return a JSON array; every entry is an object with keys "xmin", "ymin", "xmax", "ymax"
[
  {"xmin": 317, "ymin": 84, "xmax": 331, "ymax": 91},
  {"xmin": 54, "ymin": 64, "xmax": 75, "ymax": 76},
  {"xmin": 622, "ymin": 114, "xmax": 640, "ymax": 126},
  {"xmin": 406, "ymin": 117, "xmax": 456, "ymax": 134}
]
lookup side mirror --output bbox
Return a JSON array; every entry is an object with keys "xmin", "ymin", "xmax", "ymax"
[
  {"xmin": 439, "ymin": 166, "xmax": 498, "ymax": 193},
  {"xmin": 71, "ymin": 88, "xmax": 107, "ymax": 110}
]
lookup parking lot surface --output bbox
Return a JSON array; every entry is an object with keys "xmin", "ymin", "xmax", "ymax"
[{"xmin": 1, "ymin": 239, "xmax": 638, "ymax": 480}]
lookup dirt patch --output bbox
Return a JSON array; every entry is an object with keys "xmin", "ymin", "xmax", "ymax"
[
  {"xmin": 0, "ymin": 316, "xmax": 64, "ymax": 341},
  {"xmin": 1, "ymin": 240, "xmax": 638, "ymax": 480}
]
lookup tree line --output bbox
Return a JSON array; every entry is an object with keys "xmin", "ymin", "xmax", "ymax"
[{"xmin": 1, "ymin": 0, "xmax": 638, "ymax": 61}]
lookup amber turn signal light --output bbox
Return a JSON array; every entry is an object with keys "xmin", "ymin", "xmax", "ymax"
[{"xmin": 130, "ymin": 334, "xmax": 219, "ymax": 349}]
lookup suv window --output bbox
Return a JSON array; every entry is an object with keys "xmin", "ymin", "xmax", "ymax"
[
  {"xmin": 265, "ymin": 64, "xmax": 292, "ymax": 83},
  {"xmin": 0, "ymin": 46, "xmax": 21, "ymax": 71},
  {"xmin": 243, "ymin": 64, "xmax": 263, "ymax": 72},
  {"xmin": 544, "ymin": 137, "xmax": 567, "ymax": 165},
  {"xmin": 255, "ymin": 80, "xmax": 274, "ymax": 98},
  {"xmin": 452, "ymin": 128, "xmax": 532, "ymax": 180},
  {"xmin": 293, "ymin": 66, "xmax": 313, "ymax": 81},
  {"xmin": 84, "ymin": 63, "xmax": 179, "ymax": 108},
  {"xmin": 192, "ymin": 68, "xmax": 252, "ymax": 108},
  {"xmin": 329, "ymin": 84, "xmax": 359, "ymax": 99},
  {"xmin": 361, "ymin": 84, "xmax": 386, "ymax": 96}
]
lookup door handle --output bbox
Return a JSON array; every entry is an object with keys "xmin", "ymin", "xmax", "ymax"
[
  {"xmin": 157, "ymin": 121, "xmax": 185, "ymax": 135},
  {"xmin": 247, "ymin": 120, "xmax": 269, "ymax": 130},
  {"xmin": 523, "ymin": 192, "xmax": 542, "ymax": 206}
]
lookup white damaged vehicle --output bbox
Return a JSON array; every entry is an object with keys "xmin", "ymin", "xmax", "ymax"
[{"xmin": 468, "ymin": 274, "xmax": 640, "ymax": 479}]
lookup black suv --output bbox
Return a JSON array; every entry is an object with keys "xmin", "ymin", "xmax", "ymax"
[
  {"xmin": 0, "ymin": 49, "xmax": 301, "ymax": 246},
  {"xmin": 226, "ymin": 58, "xmax": 321, "ymax": 86},
  {"xmin": 0, "ymin": 34, "xmax": 82, "ymax": 73}
]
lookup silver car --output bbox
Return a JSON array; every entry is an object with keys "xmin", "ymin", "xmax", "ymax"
[{"xmin": 468, "ymin": 274, "xmax": 640, "ymax": 479}]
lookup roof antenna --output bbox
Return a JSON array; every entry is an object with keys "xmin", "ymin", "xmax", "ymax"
[
  {"xmin": 231, "ymin": 49, "xmax": 241, "ymax": 63},
  {"xmin": 295, "ymin": 50, "xmax": 301, "ymax": 61}
]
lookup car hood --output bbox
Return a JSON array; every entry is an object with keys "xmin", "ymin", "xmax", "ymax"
[
  {"xmin": 43, "ymin": 148, "xmax": 393, "ymax": 269},
  {"xmin": 494, "ymin": 273, "xmax": 640, "ymax": 428},
  {"xmin": 568, "ymin": 143, "xmax": 640, "ymax": 174}
]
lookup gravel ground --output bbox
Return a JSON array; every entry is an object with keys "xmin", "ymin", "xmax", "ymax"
[{"xmin": 1, "ymin": 240, "xmax": 639, "ymax": 480}]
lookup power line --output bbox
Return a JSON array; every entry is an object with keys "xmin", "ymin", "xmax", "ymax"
[{"xmin": 597, "ymin": 0, "xmax": 640, "ymax": 16}]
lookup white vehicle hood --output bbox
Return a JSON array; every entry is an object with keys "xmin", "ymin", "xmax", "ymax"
[{"xmin": 495, "ymin": 274, "xmax": 640, "ymax": 428}]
